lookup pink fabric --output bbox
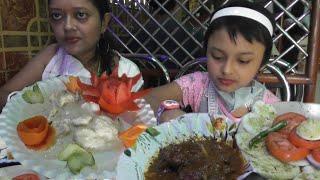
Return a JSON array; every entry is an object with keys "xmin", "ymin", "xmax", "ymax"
[
  {"xmin": 263, "ymin": 90, "xmax": 280, "ymax": 104},
  {"xmin": 174, "ymin": 72, "xmax": 280, "ymax": 112},
  {"xmin": 174, "ymin": 72, "xmax": 209, "ymax": 112}
]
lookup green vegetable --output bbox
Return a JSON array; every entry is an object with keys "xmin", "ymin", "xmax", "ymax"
[
  {"xmin": 249, "ymin": 121, "xmax": 287, "ymax": 149},
  {"xmin": 58, "ymin": 144, "xmax": 95, "ymax": 174},
  {"xmin": 146, "ymin": 127, "xmax": 160, "ymax": 137},
  {"xmin": 22, "ymin": 84, "xmax": 44, "ymax": 104},
  {"xmin": 124, "ymin": 149, "xmax": 131, "ymax": 157}
]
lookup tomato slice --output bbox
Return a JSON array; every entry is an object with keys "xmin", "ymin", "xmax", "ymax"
[
  {"xmin": 90, "ymin": 72, "xmax": 99, "ymax": 87},
  {"xmin": 289, "ymin": 128, "xmax": 320, "ymax": 150},
  {"xmin": 311, "ymin": 148, "xmax": 320, "ymax": 163},
  {"xmin": 273, "ymin": 112, "xmax": 306, "ymax": 135},
  {"xmin": 266, "ymin": 132, "xmax": 309, "ymax": 162},
  {"xmin": 13, "ymin": 173, "xmax": 40, "ymax": 180}
]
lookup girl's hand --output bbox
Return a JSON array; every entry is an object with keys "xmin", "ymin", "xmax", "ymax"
[
  {"xmin": 158, "ymin": 109, "xmax": 186, "ymax": 124},
  {"xmin": 231, "ymin": 106, "xmax": 250, "ymax": 118}
]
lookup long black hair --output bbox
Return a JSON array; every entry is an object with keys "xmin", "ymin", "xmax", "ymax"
[
  {"xmin": 204, "ymin": 0, "xmax": 276, "ymax": 66},
  {"xmin": 48, "ymin": 0, "xmax": 118, "ymax": 74}
]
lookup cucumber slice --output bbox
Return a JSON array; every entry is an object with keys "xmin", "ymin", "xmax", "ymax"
[
  {"xmin": 67, "ymin": 152, "xmax": 95, "ymax": 174},
  {"xmin": 58, "ymin": 144, "xmax": 86, "ymax": 161},
  {"xmin": 58, "ymin": 144, "xmax": 95, "ymax": 174},
  {"xmin": 296, "ymin": 119, "xmax": 320, "ymax": 141},
  {"xmin": 22, "ymin": 84, "xmax": 44, "ymax": 104},
  {"xmin": 67, "ymin": 154, "xmax": 83, "ymax": 174}
]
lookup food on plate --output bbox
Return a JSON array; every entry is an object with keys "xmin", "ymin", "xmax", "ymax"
[
  {"xmin": 144, "ymin": 137, "xmax": 245, "ymax": 180},
  {"xmin": 249, "ymin": 120, "xmax": 287, "ymax": 149},
  {"xmin": 17, "ymin": 115, "xmax": 49, "ymax": 146},
  {"xmin": 12, "ymin": 173, "xmax": 40, "ymax": 180},
  {"xmin": 272, "ymin": 112, "xmax": 306, "ymax": 135},
  {"xmin": 118, "ymin": 124, "xmax": 148, "ymax": 148},
  {"xmin": 17, "ymin": 115, "xmax": 56, "ymax": 151},
  {"xmin": 75, "ymin": 66, "xmax": 150, "ymax": 114},
  {"xmin": 22, "ymin": 84, "xmax": 44, "ymax": 104},
  {"xmin": 266, "ymin": 132, "xmax": 309, "ymax": 162},
  {"xmin": 236, "ymin": 132, "xmax": 301, "ymax": 179},
  {"xmin": 145, "ymin": 127, "xmax": 160, "ymax": 137},
  {"xmin": 73, "ymin": 116, "xmax": 120, "ymax": 151},
  {"xmin": 64, "ymin": 76, "xmax": 81, "ymax": 93},
  {"xmin": 58, "ymin": 143, "xmax": 95, "ymax": 174},
  {"xmin": 296, "ymin": 119, "xmax": 320, "ymax": 141},
  {"xmin": 311, "ymin": 148, "xmax": 320, "ymax": 164},
  {"xmin": 289, "ymin": 127, "xmax": 320, "ymax": 150},
  {"xmin": 241, "ymin": 101, "xmax": 276, "ymax": 135}
]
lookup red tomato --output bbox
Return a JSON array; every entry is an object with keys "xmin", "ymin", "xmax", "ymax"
[
  {"xmin": 266, "ymin": 132, "xmax": 309, "ymax": 162},
  {"xmin": 289, "ymin": 128, "xmax": 320, "ymax": 150},
  {"xmin": 13, "ymin": 173, "xmax": 40, "ymax": 180},
  {"xmin": 311, "ymin": 148, "xmax": 320, "ymax": 163},
  {"xmin": 273, "ymin": 112, "xmax": 306, "ymax": 135}
]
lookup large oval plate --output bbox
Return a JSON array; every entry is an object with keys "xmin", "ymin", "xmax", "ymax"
[
  {"xmin": 0, "ymin": 76, "xmax": 155, "ymax": 179},
  {"xmin": 116, "ymin": 113, "xmax": 216, "ymax": 180},
  {"xmin": 237, "ymin": 101, "xmax": 320, "ymax": 179}
]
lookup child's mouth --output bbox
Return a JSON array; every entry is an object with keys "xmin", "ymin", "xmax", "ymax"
[{"xmin": 218, "ymin": 78, "xmax": 235, "ymax": 86}]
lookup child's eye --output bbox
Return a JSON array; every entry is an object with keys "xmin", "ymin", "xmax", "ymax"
[
  {"xmin": 50, "ymin": 12, "xmax": 62, "ymax": 21},
  {"xmin": 239, "ymin": 59, "xmax": 250, "ymax": 64},
  {"xmin": 76, "ymin": 12, "xmax": 88, "ymax": 20},
  {"xmin": 211, "ymin": 54, "xmax": 223, "ymax": 61}
]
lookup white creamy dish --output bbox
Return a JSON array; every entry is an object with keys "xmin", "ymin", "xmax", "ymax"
[{"xmin": 48, "ymin": 90, "xmax": 120, "ymax": 152}]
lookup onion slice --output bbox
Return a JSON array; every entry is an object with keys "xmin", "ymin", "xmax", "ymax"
[{"xmin": 307, "ymin": 155, "xmax": 320, "ymax": 169}]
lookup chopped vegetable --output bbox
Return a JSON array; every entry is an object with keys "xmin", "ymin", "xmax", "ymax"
[
  {"xmin": 76, "ymin": 67, "xmax": 150, "ymax": 115},
  {"xmin": 64, "ymin": 76, "xmax": 81, "ymax": 93},
  {"xmin": 272, "ymin": 112, "xmax": 306, "ymax": 135},
  {"xmin": 22, "ymin": 84, "xmax": 44, "ymax": 104},
  {"xmin": 249, "ymin": 120, "xmax": 287, "ymax": 149},
  {"xmin": 17, "ymin": 115, "xmax": 49, "ymax": 146},
  {"xmin": 13, "ymin": 173, "xmax": 40, "ymax": 180},
  {"xmin": 124, "ymin": 149, "xmax": 131, "ymax": 157},
  {"xmin": 118, "ymin": 124, "xmax": 148, "ymax": 148},
  {"xmin": 307, "ymin": 154, "xmax": 320, "ymax": 169},
  {"xmin": 146, "ymin": 127, "xmax": 160, "ymax": 137},
  {"xmin": 296, "ymin": 119, "xmax": 320, "ymax": 141},
  {"xmin": 289, "ymin": 128, "xmax": 320, "ymax": 150},
  {"xmin": 266, "ymin": 132, "xmax": 309, "ymax": 162},
  {"xmin": 311, "ymin": 148, "xmax": 320, "ymax": 163},
  {"xmin": 58, "ymin": 143, "xmax": 95, "ymax": 174}
]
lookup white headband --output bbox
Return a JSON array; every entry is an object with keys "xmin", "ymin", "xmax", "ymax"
[{"xmin": 210, "ymin": 7, "xmax": 273, "ymax": 36}]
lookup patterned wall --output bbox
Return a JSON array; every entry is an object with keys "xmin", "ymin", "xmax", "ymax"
[{"xmin": 0, "ymin": 0, "xmax": 51, "ymax": 85}]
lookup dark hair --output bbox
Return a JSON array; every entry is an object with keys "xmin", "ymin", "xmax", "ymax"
[
  {"xmin": 48, "ymin": 0, "xmax": 118, "ymax": 74},
  {"xmin": 203, "ymin": 0, "xmax": 276, "ymax": 66},
  {"xmin": 149, "ymin": 0, "xmax": 177, "ymax": 15}
]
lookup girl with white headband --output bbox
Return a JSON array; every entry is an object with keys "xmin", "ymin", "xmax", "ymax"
[{"xmin": 144, "ymin": 0, "xmax": 280, "ymax": 124}]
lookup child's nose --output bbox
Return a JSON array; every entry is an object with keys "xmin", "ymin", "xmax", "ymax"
[{"xmin": 222, "ymin": 60, "xmax": 233, "ymax": 75}]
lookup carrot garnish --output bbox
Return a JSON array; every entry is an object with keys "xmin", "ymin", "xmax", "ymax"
[
  {"xmin": 17, "ymin": 115, "xmax": 49, "ymax": 146},
  {"xmin": 118, "ymin": 124, "xmax": 148, "ymax": 148}
]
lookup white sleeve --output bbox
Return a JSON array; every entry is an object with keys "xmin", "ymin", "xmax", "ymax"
[{"xmin": 118, "ymin": 55, "xmax": 144, "ymax": 92}]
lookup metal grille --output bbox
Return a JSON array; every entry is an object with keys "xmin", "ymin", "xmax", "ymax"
[{"xmin": 109, "ymin": 0, "xmax": 319, "ymax": 102}]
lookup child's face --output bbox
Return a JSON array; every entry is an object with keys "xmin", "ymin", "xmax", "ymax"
[
  {"xmin": 48, "ymin": 0, "xmax": 102, "ymax": 60},
  {"xmin": 206, "ymin": 28, "xmax": 265, "ymax": 93}
]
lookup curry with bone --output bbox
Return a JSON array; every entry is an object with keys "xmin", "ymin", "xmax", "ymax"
[{"xmin": 144, "ymin": 137, "xmax": 245, "ymax": 180}]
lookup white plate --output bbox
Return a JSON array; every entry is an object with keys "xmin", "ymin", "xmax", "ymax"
[
  {"xmin": 116, "ymin": 113, "xmax": 215, "ymax": 180},
  {"xmin": 237, "ymin": 101, "xmax": 320, "ymax": 179},
  {"xmin": 0, "ymin": 76, "xmax": 155, "ymax": 179}
]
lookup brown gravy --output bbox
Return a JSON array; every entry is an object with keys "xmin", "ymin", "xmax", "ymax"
[{"xmin": 145, "ymin": 138, "xmax": 245, "ymax": 180}]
